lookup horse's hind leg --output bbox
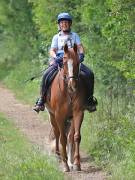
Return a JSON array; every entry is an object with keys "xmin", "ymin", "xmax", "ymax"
[{"xmin": 49, "ymin": 113, "xmax": 60, "ymax": 159}]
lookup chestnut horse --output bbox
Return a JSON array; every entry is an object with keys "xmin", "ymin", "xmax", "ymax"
[{"xmin": 46, "ymin": 44, "xmax": 89, "ymax": 172}]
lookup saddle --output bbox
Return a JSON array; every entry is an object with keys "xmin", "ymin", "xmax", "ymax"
[{"xmin": 46, "ymin": 67, "xmax": 58, "ymax": 101}]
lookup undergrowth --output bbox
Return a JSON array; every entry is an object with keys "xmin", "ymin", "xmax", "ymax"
[{"xmin": 0, "ymin": 113, "xmax": 63, "ymax": 180}]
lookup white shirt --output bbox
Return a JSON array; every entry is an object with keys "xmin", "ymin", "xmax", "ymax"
[{"xmin": 51, "ymin": 31, "xmax": 81, "ymax": 54}]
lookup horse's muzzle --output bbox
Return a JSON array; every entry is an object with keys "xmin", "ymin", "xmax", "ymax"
[{"xmin": 68, "ymin": 77, "xmax": 78, "ymax": 93}]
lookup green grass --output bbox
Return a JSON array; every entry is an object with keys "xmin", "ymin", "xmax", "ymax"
[
  {"xmin": 0, "ymin": 113, "xmax": 64, "ymax": 180},
  {"xmin": 81, "ymin": 109, "xmax": 135, "ymax": 180},
  {"xmin": 2, "ymin": 60, "xmax": 41, "ymax": 105},
  {"xmin": 1, "ymin": 59, "xmax": 135, "ymax": 180}
]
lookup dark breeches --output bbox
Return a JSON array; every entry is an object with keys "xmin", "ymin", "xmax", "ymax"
[
  {"xmin": 40, "ymin": 63, "xmax": 94, "ymax": 98},
  {"xmin": 40, "ymin": 64, "xmax": 58, "ymax": 97},
  {"xmin": 80, "ymin": 63, "xmax": 94, "ymax": 96}
]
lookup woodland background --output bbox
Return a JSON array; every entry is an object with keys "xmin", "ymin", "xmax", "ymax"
[{"xmin": 0, "ymin": 0, "xmax": 135, "ymax": 179}]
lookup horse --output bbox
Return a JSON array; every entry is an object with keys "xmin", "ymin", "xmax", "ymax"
[{"xmin": 45, "ymin": 43, "xmax": 89, "ymax": 172}]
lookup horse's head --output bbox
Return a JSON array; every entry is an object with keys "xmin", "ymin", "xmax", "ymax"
[{"xmin": 62, "ymin": 44, "xmax": 80, "ymax": 92}]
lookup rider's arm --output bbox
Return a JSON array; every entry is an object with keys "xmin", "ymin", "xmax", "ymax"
[
  {"xmin": 49, "ymin": 34, "xmax": 58, "ymax": 58},
  {"xmin": 74, "ymin": 33, "xmax": 85, "ymax": 62},
  {"xmin": 49, "ymin": 48, "xmax": 57, "ymax": 58},
  {"xmin": 77, "ymin": 44, "xmax": 85, "ymax": 63},
  {"xmin": 77, "ymin": 44, "xmax": 85, "ymax": 54},
  {"xmin": 74, "ymin": 33, "xmax": 85, "ymax": 54}
]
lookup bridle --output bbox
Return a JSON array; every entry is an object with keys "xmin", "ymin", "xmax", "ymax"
[
  {"xmin": 59, "ymin": 56, "xmax": 79, "ymax": 82},
  {"xmin": 57, "ymin": 49, "xmax": 80, "ymax": 104},
  {"xmin": 58, "ymin": 58, "xmax": 79, "ymax": 103}
]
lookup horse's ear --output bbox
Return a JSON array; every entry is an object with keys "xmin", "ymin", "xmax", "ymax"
[
  {"xmin": 64, "ymin": 44, "xmax": 68, "ymax": 52},
  {"xmin": 73, "ymin": 43, "xmax": 78, "ymax": 53}
]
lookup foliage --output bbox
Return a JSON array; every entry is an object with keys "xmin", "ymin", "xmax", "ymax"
[
  {"xmin": 81, "ymin": 109, "xmax": 135, "ymax": 179},
  {"xmin": 0, "ymin": 0, "xmax": 134, "ymax": 179}
]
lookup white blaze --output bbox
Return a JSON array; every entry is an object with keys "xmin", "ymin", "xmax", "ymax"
[{"xmin": 67, "ymin": 59, "xmax": 73, "ymax": 77}]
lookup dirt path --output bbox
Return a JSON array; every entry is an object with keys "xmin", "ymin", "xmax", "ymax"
[{"xmin": 0, "ymin": 85, "xmax": 106, "ymax": 180}]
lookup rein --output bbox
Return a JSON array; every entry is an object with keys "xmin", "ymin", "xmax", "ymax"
[
  {"xmin": 58, "ymin": 68, "xmax": 79, "ymax": 82},
  {"xmin": 57, "ymin": 45, "xmax": 80, "ymax": 104},
  {"xmin": 58, "ymin": 69, "xmax": 77, "ymax": 105},
  {"xmin": 58, "ymin": 60, "xmax": 79, "ymax": 82}
]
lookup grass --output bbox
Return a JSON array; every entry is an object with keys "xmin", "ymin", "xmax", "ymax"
[
  {"xmin": 2, "ymin": 60, "xmax": 41, "ymax": 105},
  {"xmin": 81, "ymin": 108, "xmax": 135, "ymax": 180},
  {"xmin": 1, "ymin": 59, "xmax": 135, "ymax": 180},
  {"xmin": 0, "ymin": 113, "xmax": 64, "ymax": 180}
]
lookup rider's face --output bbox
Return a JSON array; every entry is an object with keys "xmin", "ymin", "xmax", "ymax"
[{"xmin": 59, "ymin": 20, "xmax": 71, "ymax": 31}]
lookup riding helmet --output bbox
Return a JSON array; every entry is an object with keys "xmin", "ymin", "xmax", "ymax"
[{"xmin": 57, "ymin": 12, "xmax": 72, "ymax": 23}]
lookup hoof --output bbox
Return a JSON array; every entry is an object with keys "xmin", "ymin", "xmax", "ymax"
[
  {"xmin": 55, "ymin": 154, "xmax": 61, "ymax": 162},
  {"xmin": 63, "ymin": 163, "xmax": 70, "ymax": 172},
  {"xmin": 68, "ymin": 164, "xmax": 73, "ymax": 171},
  {"xmin": 73, "ymin": 164, "xmax": 81, "ymax": 171},
  {"xmin": 63, "ymin": 166, "xmax": 70, "ymax": 172},
  {"xmin": 68, "ymin": 161, "xmax": 73, "ymax": 171}
]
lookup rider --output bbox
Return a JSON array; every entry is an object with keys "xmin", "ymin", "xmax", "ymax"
[{"xmin": 33, "ymin": 12, "xmax": 97, "ymax": 113}]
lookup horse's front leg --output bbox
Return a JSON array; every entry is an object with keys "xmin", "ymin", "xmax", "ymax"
[
  {"xmin": 49, "ymin": 113, "xmax": 60, "ymax": 159},
  {"xmin": 67, "ymin": 119, "xmax": 74, "ymax": 170},
  {"xmin": 55, "ymin": 113, "xmax": 70, "ymax": 172},
  {"xmin": 73, "ymin": 111, "xmax": 84, "ymax": 171}
]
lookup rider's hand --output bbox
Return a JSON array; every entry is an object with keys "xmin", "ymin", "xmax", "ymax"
[
  {"xmin": 54, "ymin": 56, "xmax": 63, "ymax": 67},
  {"xmin": 54, "ymin": 56, "xmax": 62, "ymax": 63},
  {"xmin": 57, "ymin": 52, "xmax": 64, "ymax": 59},
  {"xmin": 79, "ymin": 53, "xmax": 85, "ymax": 63}
]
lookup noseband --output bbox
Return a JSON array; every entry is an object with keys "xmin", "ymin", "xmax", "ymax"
[{"xmin": 67, "ymin": 76, "xmax": 79, "ymax": 81}]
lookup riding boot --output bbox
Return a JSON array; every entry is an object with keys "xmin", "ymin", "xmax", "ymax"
[
  {"xmin": 86, "ymin": 96, "xmax": 98, "ymax": 112},
  {"xmin": 33, "ymin": 64, "xmax": 58, "ymax": 113},
  {"xmin": 33, "ymin": 97, "xmax": 45, "ymax": 113},
  {"xmin": 80, "ymin": 64, "xmax": 98, "ymax": 112}
]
